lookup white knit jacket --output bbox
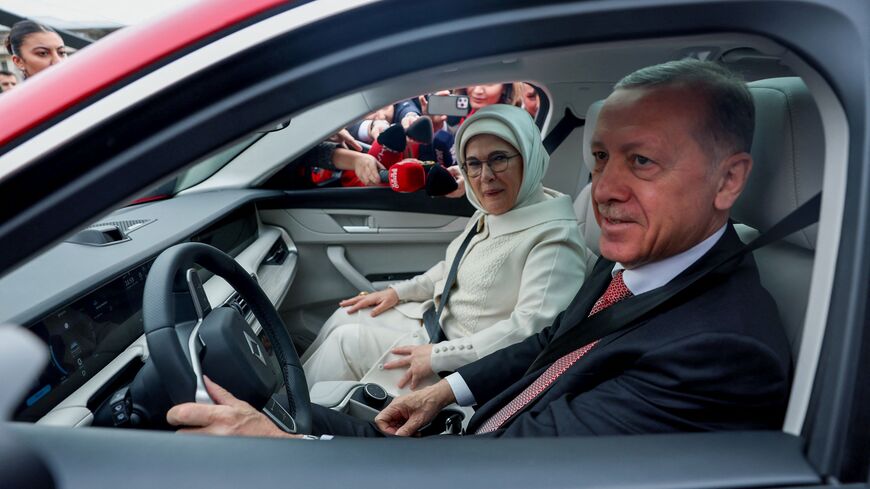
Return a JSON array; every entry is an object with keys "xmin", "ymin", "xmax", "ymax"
[{"xmin": 390, "ymin": 188, "xmax": 589, "ymax": 373}]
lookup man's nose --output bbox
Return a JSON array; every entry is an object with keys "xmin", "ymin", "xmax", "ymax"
[{"xmin": 592, "ymin": 160, "xmax": 630, "ymax": 203}]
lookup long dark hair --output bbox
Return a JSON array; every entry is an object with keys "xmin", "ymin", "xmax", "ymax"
[
  {"xmin": 456, "ymin": 83, "xmax": 523, "ymax": 107},
  {"xmin": 5, "ymin": 20, "xmax": 58, "ymax": 57}
]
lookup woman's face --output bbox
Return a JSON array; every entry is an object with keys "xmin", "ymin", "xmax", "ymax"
[
  {"xmin": 12, "ymin": 31, "xmax": 66, "ymax": 78},
  {"xmin": 522, "ymin": 83, "xmax": 540, "ymax": 117},
  {"xmin": 466, "ymin": 84, "xmax": 504, "ymax": 110},
  {"xmin": 464, "ymin": 134, "xmax": 524, "ymax": 215}
]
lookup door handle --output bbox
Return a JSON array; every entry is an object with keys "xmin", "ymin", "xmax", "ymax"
[{"xmin": 341, "ymin": 225, "xmax": 378, "ymax": 233}]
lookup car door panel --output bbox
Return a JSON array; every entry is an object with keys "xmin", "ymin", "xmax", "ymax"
[
  {"xmin": 10, "ymin": 426, "xmax": 823, "ymax": 489},
  {"xmin": 260, "ymin": 198, "xmax": 470, "ymax": 349}
]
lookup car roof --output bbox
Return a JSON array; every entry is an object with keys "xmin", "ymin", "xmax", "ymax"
[{"xmin": 0, "ymin": 0, "xmax": 286, "ymax": 150}]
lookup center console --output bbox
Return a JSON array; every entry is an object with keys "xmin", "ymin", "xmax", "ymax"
[{"xmin": 310, "ymin": 381, "xmax": 470, "ymax": 435}]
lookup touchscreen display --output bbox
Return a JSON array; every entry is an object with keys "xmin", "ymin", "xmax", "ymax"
[{"xmin": 15, "ymin": 261, "xmax": 152, "ymax": 422}]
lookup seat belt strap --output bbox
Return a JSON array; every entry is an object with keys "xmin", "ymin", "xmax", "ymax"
[
  {"xmin": 542, "ymin": 109, "xmax": 585, "ymax": 155},
  {"xmin": 526, "ymin": 192, "xmax": 822, "ymax": 373},
  {"xmin": 424, "ymin": 223, "xmax": 479, "ymax": 343}
]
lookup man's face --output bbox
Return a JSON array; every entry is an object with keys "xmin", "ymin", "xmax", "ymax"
[
  {"xmin": 590, "ymin": 86, "xmax": 736, "ymax": 268},
  {"xmin": 0, "ymin": 75, "xmax": 17, "ymax": 92}
]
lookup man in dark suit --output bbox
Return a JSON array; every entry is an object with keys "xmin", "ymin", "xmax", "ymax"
[
  {"xmin": 167, "ymin": 59, "xmax": 791, "ymax": 439},
  {"xmin": 371, "ymin": 58, "xmax": 791, "ymax": 437}
]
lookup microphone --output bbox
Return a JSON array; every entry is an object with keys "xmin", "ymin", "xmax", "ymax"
[
  {"xmin": 368, "ymin": 124, "xmax": 407, "ymax": 168},
  {"xmin": 425, "ymin": 163, "xmax": 459, "ymax": 196},
  {"xmin": 378, "ymin": 159, "xmax": 459, "ymax": 196},
  {"xmin": 431, "ymin": 130, "xmax": 455, "ymax": 167},
  {"xmin": 379, "ymin": 160, "xmax": 427, "ymax": 193},
  {"xmin": 406, "ymin": 117, "xmax": 434, "ymax": 144}
]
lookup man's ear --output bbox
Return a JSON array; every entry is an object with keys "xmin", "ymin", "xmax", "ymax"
[{"xmin": 714, "ymin": 151, "xmax": 752, "ymax": 211}]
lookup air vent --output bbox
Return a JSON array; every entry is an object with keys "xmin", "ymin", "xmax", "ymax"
[
  {"xmin": 86, "ymin": 219, "xmax": 155, "ymax": 234},
  {"xmin": 66, "ymin": 219, "xmax": 155, "ymax": 246}
]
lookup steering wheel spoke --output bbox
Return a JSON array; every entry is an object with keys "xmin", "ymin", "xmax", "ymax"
[
  {"xmin": 185, "ymin": 268, "xmax": 214, "ymax": 405},
  {"xmin": 142, "ymin": 243, "xmax": 312, "ymax": 433}
]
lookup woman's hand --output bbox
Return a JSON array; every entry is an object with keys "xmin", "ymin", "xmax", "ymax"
[
  {"xmin": 444, "ymin": 165, "xmax": 466, "ymax": 198},
  {"xmin": 339, "ymin": 288, "xmax": 399, "ymax": 316},
  {"xmin": 384, "ymin": 344, "xmax": 434, "ymax": 390}
]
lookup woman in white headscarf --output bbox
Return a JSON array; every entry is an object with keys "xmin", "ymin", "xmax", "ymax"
[{"xmin": 302, "ymin": 104, "xmax": 588, "ymax": 394}]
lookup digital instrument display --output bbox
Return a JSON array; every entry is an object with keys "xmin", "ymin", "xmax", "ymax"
[
  {"xmin": 15, "ymin": 261, "xmax": 152, "ymax": 422},
  {"xmin": 191, "ymin": 204, "xmax": 258, "ymax": 259},
  {"xmin": 14, "ymin": 205, "xmax": 260, "ymax": 422}
]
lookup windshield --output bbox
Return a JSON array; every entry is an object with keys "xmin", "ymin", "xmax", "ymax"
[{"xmin": 172, "ymin": 133, "xmax": 263, "ymax": 193}]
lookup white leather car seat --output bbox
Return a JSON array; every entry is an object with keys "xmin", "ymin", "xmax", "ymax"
[{"xmin": 572, "ymin": 76, "xmax": 823, "ymax": 361}]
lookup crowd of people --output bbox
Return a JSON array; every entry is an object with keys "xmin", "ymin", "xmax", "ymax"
[{"xmin": 300, "ymin": 82, "xmax": 542, "ymax": 190}]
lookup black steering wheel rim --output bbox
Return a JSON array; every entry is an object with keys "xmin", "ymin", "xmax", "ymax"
[{"xmin": 142, "ymin": 242, "xmax": 311, "ymax": 434}]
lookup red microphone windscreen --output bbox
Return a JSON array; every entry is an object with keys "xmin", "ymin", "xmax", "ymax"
[{"xmin": 389, "ymin": 161, "xmax": 426, "ymax": 193}]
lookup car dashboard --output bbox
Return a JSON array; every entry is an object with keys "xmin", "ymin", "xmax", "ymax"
[{"xmin": 0, "ymin": 189, "xmax": 295, "ymax": 427}]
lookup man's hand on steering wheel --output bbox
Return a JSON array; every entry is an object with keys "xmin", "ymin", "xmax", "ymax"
[
  {"xmin": 374, "ymin": 380, "xmax": 455, "ymax": 436},
  {"xmin": 167, "ymin": 376, "xmax": 301, "ymax": 439}
]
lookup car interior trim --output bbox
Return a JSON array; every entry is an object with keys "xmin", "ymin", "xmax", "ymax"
[
  {"xmin": 36, "ymin": 335, "xmax": 147, "ymax": 427},
  {"xmin": 779, "ymin": 56, "xmax": 850, "ymax": 435}
]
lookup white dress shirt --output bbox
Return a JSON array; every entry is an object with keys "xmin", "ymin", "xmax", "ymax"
[{"xmin": 446, "ymin": 224, "xmax": 727, "ymax": 407}]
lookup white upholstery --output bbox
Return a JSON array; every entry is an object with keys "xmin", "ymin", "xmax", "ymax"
[
  {"xmin": 573, "ymin": 100, "xmax": 604, "ymax": 258},
  {"xmin": 573, "ymin": 184, "xmax": 600, "ymax": 272},
  {"xmin": 572, "ymin": 77, "xmax": 822, "ymax": 360},
  {"xmin": 733, "ymin": 77, "xmax": 823, "ymax": 357},
  {"xmin": 735, "ymin": 78, "xmax": 823, "ymax": 249}
]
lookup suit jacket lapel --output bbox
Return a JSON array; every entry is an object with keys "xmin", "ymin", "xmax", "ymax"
[
  {"xmin": 550, "ymin": 257, "xmax": 614, "ymax": 340},
  {"xmin": 527, "ymin": 224, "xmax": 746, "ymax": 373}
]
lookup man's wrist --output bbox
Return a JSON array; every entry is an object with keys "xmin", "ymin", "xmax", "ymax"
[
  {"xmin": 434, "ymin": 379, "xmax": 458, "ymax": 406},
  {"xmin": 444, "ymin": 373, "xmax": 475, "ymax": 406}
]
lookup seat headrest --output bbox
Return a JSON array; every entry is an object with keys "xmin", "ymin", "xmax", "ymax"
[
  {"xmin": 735, "ymin": 77, "xmax": 823, "ymax": 250},
  {"xmin": 575, "ymin": 100, "xmax": 606, "ymax": 256},
  {"xmin": 581, "ymin": 100, "xmax": 605, "ymax": 173},
  {"xmin": 579, "ymin": 77, "xmax": 822, "ymax": 252}
]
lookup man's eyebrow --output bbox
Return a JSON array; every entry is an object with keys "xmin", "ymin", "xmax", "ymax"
[{"xmin": 618, "ymin": 141, "xmax": 649, "ymax": 153}]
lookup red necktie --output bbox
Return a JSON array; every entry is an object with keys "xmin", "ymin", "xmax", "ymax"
[{"xmin": 475, "ymin": 270, "xmax": 633, "ymax": 434}]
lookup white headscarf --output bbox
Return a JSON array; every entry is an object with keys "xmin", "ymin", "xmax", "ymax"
[{"xmin": 454, "ymin": 104, "xmax": 549, "ymax": 214}]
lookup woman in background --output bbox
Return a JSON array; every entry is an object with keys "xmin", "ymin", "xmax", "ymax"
[
  {"xmin": 457, "ymin": 82, "xmax": 523, "ymax": 111},
  {"xmin": 5, "ymin": 21, "xmax": 67, "ymax": 79}
]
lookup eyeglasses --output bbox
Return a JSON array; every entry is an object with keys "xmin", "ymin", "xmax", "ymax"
[{"xmin": 462, "ymin": 153, "xmax": 519, "ymax": 177}]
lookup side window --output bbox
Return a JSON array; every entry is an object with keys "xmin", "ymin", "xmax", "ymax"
[{"xmin": 263, "ymin": 81, "xmax": 547, "ymax": 191}]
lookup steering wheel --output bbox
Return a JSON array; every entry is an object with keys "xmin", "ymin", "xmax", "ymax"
[{"xmin": 142, "ymin": 242, "xmax": 311, "ymax": 434}]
